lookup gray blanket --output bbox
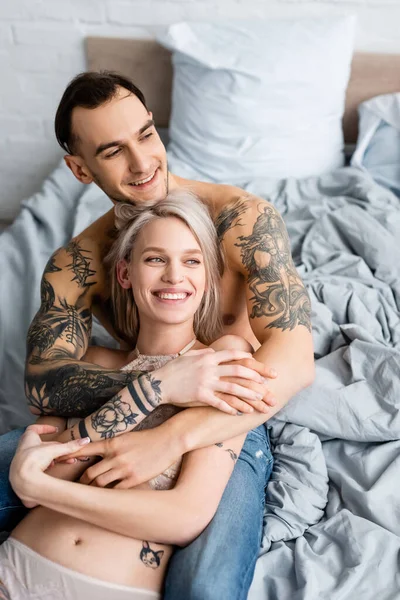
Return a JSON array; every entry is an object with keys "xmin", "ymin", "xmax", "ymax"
[
  {"xmin": 1, "ymin": 163, "xmax": 399, "ymax": 598},
  {"xmin": 245, "ymin": 169, "xmax": 400, "ymax": 599}
]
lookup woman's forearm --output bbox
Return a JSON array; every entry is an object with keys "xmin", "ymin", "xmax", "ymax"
[{"xmin": 31, "ymin": 475, "xmax": 200, "ymax": 546}]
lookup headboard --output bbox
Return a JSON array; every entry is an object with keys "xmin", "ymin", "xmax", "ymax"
[{"xmin": 86, "ymin": 37, "xmax": 400, "ymax": 144}]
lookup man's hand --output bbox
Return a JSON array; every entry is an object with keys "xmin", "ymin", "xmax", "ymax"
[
  {"xmin": 158, "ymin": 348, "xmax": 277, "ymax": 415},
  {"xmin": 72, "ymin": 423, "xmax": 181, "ymax": 489},
  {"xmin": 9, "ymin": 424, "xmax": 91, "ymax": 507}
]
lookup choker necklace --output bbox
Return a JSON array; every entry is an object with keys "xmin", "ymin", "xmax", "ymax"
[{"xmin": 133, "ymin": 337, "xmax": 197, "ymax": 359}]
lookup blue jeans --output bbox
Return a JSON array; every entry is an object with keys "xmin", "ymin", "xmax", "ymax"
[
  {"xmin": 164, "ymin": 425, "xmax": 274, "ymax": 600},
  {"xmin": 0, "ymin": 425, "xmax": 273, "ymax": 599},
  {"xmin": 0, "ymin": 428, "xmax": 27, "ymax": 532}
]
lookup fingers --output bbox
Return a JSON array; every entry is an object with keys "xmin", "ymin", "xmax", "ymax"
[
  {"xmin": 235, "ymin": 358, "xmax": 278, "ymax": 379},
  {"xmin": 219, "ymin": 364, "xmax": 266, "ymax": 383},
  {"xmin": 216, "ymin": 380, "xmax": 268, "ymax": 407},
  {"xmin": 213, "ymin": 393, "xmax": 255, "ymax": 414},
  {"xmin": 68, "ymin": 441, "xmax": 106, "ymax": 459},
  {"xmin": 212, "ymin": 350, "xmax": 253, "ymax": 365},
  {"xmin": 47, "ymin": 437, "xmax": 91, "ymax": 462},
  {"xmin": 79, "ymin": 459, "xmax": 112, "ymax": 485},
  {"xmin": 186, "ymin": 348, "xmax": 215, "ymax": 356},
  {"xmin": 22, "ymin": 424, "xmax": 59, "ymax": 449},
  {"xmin": 89, "ymin": 469, "xmax": 122, "ymax": 488},
  {"xmin": 202, "ymin": 396, "xmax": 240, "ymax": 416},
  {"xmin": 26, "ymin": 424, "xmax": 59, "ymax": 435}
]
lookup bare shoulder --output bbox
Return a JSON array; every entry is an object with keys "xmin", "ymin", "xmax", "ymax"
[
  {"xmin": 47, "ymin": 208, "xmax": 115, "ymax": 301},
  {"xmin": 175, "ymin": 175, "xmax": 248, "ymax": 217}
]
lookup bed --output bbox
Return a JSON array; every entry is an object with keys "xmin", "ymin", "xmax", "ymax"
[{"xmin": 1, "ymin": 25, "xmax": 400, "ymax": 599}]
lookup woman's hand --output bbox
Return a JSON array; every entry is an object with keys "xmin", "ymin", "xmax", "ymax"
[
  {"xmin": 157, "ymin": 348, "xmax": 277, "ymax": 415},
  {"xmin": 9, "ymin": 424, "xmax": 90, "ymax": 508}
]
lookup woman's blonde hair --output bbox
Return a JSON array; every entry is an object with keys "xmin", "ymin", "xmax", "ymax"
[{"xmin": 107, "ymin": 191, "xmax": 224, "ymax": 347}]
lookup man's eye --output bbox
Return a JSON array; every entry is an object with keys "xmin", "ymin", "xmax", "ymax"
[
  {"xmin": 105, "ymin": 148, "xmax": 121, "ymax": 158},
  {"xmin": 142, "ymin": 133, "xmax": 153, "ymax": 141}
]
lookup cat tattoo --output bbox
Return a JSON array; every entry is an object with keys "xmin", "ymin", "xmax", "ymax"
[{"xmin": 140, "ymin": 541, "xmax": 164, "ymax": 569}]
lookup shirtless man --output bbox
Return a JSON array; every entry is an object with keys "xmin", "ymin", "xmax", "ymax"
[{"xmin": 0, "ymin": 71, "xmax": 314, "ymax": 599}]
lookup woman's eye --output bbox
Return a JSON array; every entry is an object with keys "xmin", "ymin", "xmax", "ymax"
[
  {"xmin": 146, "ymin": 257, "xmax": 163, "ymax": 263},
  {"xmin": 186, "ymin": 259, "xmax": 201, "ymax": 265}
]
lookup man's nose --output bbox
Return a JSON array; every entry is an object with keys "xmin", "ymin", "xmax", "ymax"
[{"xmin": 127, "ymin": 145, "xmax": 150, "ymax": 175}]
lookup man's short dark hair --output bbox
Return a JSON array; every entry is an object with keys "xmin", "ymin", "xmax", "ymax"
[{"xmin": 54, "ymin": 71, "xmax": 148, "ymax": 154}]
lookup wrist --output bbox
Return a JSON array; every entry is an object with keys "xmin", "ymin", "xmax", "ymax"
[
  {"xmin": 166, "ymin": 409, "xmax": 193, "ymax": 454},
  {"xmin": 15, "ymin": 469, "xmax": 49, "ymax": 505},
  {"xmin": 154, "ymin": 364, "xmax": 171, "ymax": 406}
]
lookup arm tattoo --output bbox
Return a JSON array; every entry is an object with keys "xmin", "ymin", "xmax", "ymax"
[
  {"xmin": 40, "ymin": 253, "xmax": 62, "ymax": 312},
  {"xmin": 215, "ymin": 198, "xmax": 248, "ymax": 241},
  {"xmin": 87, "ymin": 374, "xmax": 163, "ymax": 439},
  {"xmin": 139, "ymin": 374, "xmax": 162, "ymax": 409},
  {"xmin": 140, "ymin": 541, "xmax": 164, "ymax": 569},
  {"xmin": 235, "ymin": 203, "xmax": 311, "ymax": 332},
  {"xmin": 65, "ymin": 240, "xmax": 96, "ymax": 288},
  {"xmin": 25, "ymin": 362, "xmax": 140, "ymax": 417},
  {"xmin": 215, "ymin": 442, "xmax": 238, "ymax": 462},
  {"xmin": 90, "ymin": 394, "xmax": 138, "ymax": 439}
]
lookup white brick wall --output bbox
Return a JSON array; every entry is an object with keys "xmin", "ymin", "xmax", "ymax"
[{"xmin": 1, "ymin": 0, "xmax": 399, "ymax": 222}]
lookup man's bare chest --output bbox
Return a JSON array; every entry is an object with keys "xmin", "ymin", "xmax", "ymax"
[{"xmin": 220, "ymin": 269, "xmax": 259, "ymax": 349}]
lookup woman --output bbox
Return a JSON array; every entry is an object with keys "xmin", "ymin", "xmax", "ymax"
[{"xmin": 0, "ymin": 192, "xmax": 273, "ymax": 599}]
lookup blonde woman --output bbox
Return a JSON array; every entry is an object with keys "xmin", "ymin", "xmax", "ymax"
[{"xmin": 1, "ymin": 193, "xmax": 274, "ymax": 600}]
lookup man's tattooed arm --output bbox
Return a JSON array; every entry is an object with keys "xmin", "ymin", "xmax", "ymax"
[
  {"xmin": 218, "ymin": 197, "xmax": 312, "ymax": 333},
  {"xmin": 25, "ymin": 242, "xmax": 143, "ymax": 417}
]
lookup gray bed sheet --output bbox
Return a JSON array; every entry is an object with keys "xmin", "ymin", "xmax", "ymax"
[{"xmin": 1, "ymin": 162, "xmax": 399, "ymax": 598}]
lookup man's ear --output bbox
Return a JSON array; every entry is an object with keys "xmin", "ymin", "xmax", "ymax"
[
  {"xmin": 116, "ymin": 259, "xmax": 132, "ymax": 290},
  {"xmin": 64, "ymin": 154, "xmax": 94, "ymax": 184}
]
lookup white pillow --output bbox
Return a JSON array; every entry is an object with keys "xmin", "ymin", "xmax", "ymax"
[
  {"xmin": 158, "ymin": 18, "xmax": 356, "ymax": 183},
  {"xmin": 351, "ymin": 93, "xmax": 400, "ymax": 197}
]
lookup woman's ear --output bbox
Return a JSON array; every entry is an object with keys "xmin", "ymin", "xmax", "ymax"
[{"xmin": 116, "ymin": 259, "xmax": 132, "ymax": 289}]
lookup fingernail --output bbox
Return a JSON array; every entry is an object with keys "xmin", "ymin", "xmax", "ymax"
[
  {"xmin": 237, "ymin": 411, "xmax": 243, "ymax": 416},
  {"xmin": 78, "ymin": 437, "xmax": 91, "ymax": 445},
  {"xmin": 256, "ymin": 394, "xmax": 263, "ymax": 401},
  {"xmin": 269, "ymin": 369, "xmax": 277, "ymax": 377},
  {"xmin": 79, "ymin": 457, "xmax": 91, "ymax": 462}
]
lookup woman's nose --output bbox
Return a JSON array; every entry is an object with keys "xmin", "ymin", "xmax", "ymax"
[{"xmin": 162, "ymin": 264, "xmax": 184, "ymax": 284}]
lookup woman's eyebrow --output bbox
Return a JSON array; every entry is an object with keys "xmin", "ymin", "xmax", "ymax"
[{"xmin": 141, "ymin": 247, "xmax": 202, "ymax": 255}]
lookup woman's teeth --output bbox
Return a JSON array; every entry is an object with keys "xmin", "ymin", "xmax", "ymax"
[
  {"xmin": 156, "ymin": 293, "xmax": 188, "ymax": 300},
  {"xmin": 130, "ymin": 172, "xmax": 155, "ymax": 186}
]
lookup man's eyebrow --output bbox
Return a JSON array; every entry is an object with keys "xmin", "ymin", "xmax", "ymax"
[{"xmin": 94, "ymin": 119, "xmax": 155, "ymax": 157}]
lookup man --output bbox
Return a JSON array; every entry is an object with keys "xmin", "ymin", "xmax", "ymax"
[{"xmin": 0, "ymin": 72, "xmax": 314, "ymax": 599}]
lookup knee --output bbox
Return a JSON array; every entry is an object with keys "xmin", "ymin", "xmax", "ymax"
[{"xmin": 212, "ymin": 334, "xmax": 253, "ymax": 353}]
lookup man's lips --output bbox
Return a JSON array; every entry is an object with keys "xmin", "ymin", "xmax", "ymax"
[{"xmin": 128, "ymin": 169, "xmax": 158, "ymax": 188}]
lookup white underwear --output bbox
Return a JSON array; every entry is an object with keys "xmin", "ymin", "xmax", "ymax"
[{"xmin": 0, "ymin": 537, "xmax": 160, "ymax": 600}]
